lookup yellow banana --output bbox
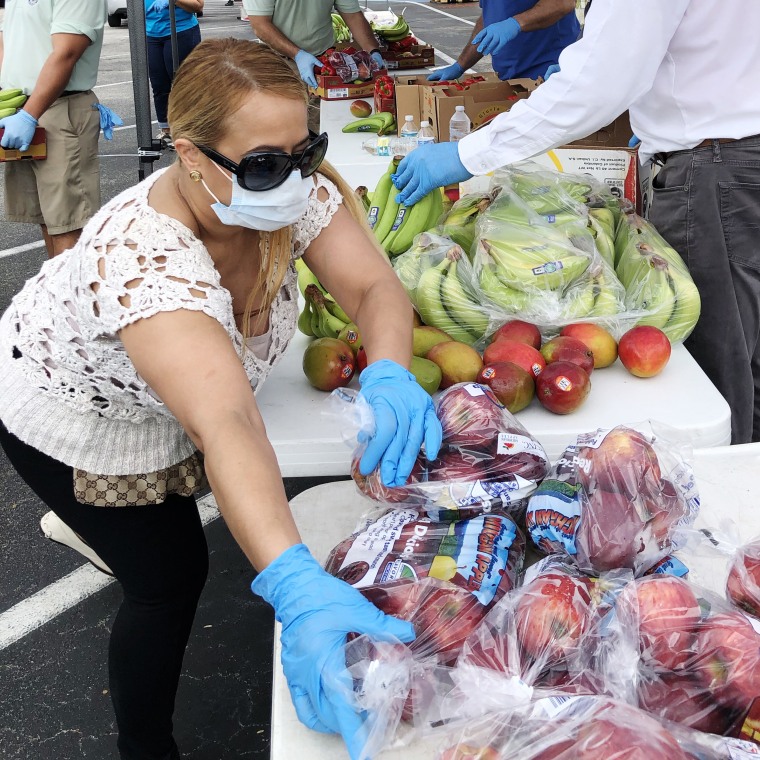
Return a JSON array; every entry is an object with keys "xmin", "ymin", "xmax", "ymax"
[
  {"xmin": 563, "ymin": 279, "xmax": 596, "ymax": 320},
  {"xmin": 0, "ymin": 107, "xmax": 16, "ymax": 119},
  {"xmin": 342, "ymin": 112, "xmax": 395, "ymax": 134},
  {"xmin": 325, "ymin": 296, "xmax": 351, "ymax": 324},
  {"xmin": 589, "ymin": 271, "xmax": 624, "ymax": 317},
  {"xmin": 588, "ymin": 215, "xmax": 616, "ymax": 269}
]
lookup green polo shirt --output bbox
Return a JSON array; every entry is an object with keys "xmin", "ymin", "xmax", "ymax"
[
  {"xmin": 0, "ymin": 0, "xmax": 105, "ymax": 95},
  {"xmin": 243, "ymin": 0, "xmax": 361, "ymax": 56}
]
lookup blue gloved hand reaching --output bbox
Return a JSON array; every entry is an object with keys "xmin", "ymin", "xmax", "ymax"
[
  {"xmin": 392, "ymin": 142, "xmax": 473, "ymax": 208},
  {"xmin": 472, "ymin": 17, "xmax": 521, "ymax": 56},
  {"xmin": 358, "ymin": 359, "xmax": 443, "ymax": 487},
  {"xmin": 0, "ymin": 110, "xmax": 38, "ymax": 152},
  {"xmin": 93, "ymin": 103, "xmax": 124, "ymax": 141},
  {"xmin": 149, "ymin": 0, "xmax": 170, "ymax": 13},
  {"xmin": 252, "ymin": 543, "xmax": 416, "ymax": 760},
  {"xmin": 295, "ymin": 49, "xmax": 323, "ymax": 89},
  {"xmin": 427, "ymin": 62, "xmax": 464, "ymax": 82}
]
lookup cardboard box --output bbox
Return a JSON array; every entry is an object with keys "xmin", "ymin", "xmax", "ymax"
[
  {"xmin": 311, "ymin": 74, "xmax": 376, "ymax": 101},
  {"xmin": 374, "ymin": 90, "xmax": 396, "ymax": 120},
  {"xmin": 383, "ymin": 45, "xmax": 435, "ymax": 70},
  {"xmin": 0, "ymin": 127, "xmax": 46, "ymax": 162},
  {"xmin": 394, "ymin": 73, "xmax": 538, "ymax": 142}
]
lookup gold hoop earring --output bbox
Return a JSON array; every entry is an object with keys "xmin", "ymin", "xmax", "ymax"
[{"xmin": 189, "ymin": 170, "xmax": 202, "ymax": 182}]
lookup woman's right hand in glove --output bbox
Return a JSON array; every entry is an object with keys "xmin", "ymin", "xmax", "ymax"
[{"xmin": 252, "ymin": 543, "xmax": 416, "ymax": 759}]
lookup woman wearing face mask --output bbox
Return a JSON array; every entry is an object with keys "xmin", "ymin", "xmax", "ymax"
[{"xmin": 0, "ymin": 40, "xmax": 441, "ymax": 760}]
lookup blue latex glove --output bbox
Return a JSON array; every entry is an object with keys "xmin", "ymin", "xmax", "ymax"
[
  {"xmin": 149, "ymin": 0, "xmax": 170, "ymax": 12},
  {"xmin": 427, "ymin": 62, "xmax": 464, "ymax": 82},
  {"xmin": 93, "ymin": 103, "xmax": 124, "ymax": 141},
  {"xmin": 252, "ymin": 543, "xmax": 416, "ymax": 759},
  {"xmin": 295, "ymin": 49, "xmax": 322, "ymax": 89},
  {"xmin": 629, "ymin": 134, "xmax": 641, "ymax": 148},
  {"xmin": 370, "ymin": 51, "xmax": 385, "ymax": 70},
  {"xmin": 544, "ymin": 63, "xmax": 561, "ymax": 80},
  {"xmin": 358, "ymin": 359, "xmax": 442, "ymax": 487},
  {"xmin": 472, "ymin": 17, "xmax": 521, "ymax": 56},
  {"xmin": 0, "ymin": 110, "xmax": 38, "ymax": 152},
  {"xmin": 392, "ymin": 142, "xmax": 473, "ymax": 208}
]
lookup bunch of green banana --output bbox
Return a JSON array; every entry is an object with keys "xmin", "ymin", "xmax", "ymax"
[
  {"xmin": 414, "ymin": 245, "xmax": 488, "ymax": 345},
  {"xmin": 434, "ymin": 190, "xmax": 496, "ymax": 257},
  {"xmin": 368, "ymin": 158, "xmax": 444, "ymax": 256},
  {"xmin": 301, "ymin": 284, "xmax": 352, "ymax": 339},
  {"xmin": 343, "ymin": 111, "xmax": 396, "ymax": 136},
  {"xmin": 355, "ymin": 185, "xmax": 371, "ymax": 214},
  {"xmin": 331, "ymin": 13, "xmax": 351, "ymax": 44},
  {"xmin": 370, "ymin": 14, "xmax": 410, "ymax": 42},
  {"xmin": 0, "ymin": 89, "xmax": 27, "ymax": 119},
  {"xmin": 587, "ymin": 208, "xmax": 616, "ymax": 268},
  {"xmin": 614, "ymin": 215, "xmax": 701, "ymax": 342},
  {"xmin": 588, "ymin": 264, "xmax": 626, "ymax": 317}
]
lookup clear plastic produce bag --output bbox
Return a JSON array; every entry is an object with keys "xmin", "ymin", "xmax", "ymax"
[
  {"xmin": 526, "ymin": 423, "xmax": 699, "ymax": 575},
  {"xmin": 351, "ymin": 382, "xmax": 551, "ymax": 515}
]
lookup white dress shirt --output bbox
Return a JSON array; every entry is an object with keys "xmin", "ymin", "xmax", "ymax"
[{"xmin": 459, "ymin": 0, "xmax": 760, "ymax": 172}]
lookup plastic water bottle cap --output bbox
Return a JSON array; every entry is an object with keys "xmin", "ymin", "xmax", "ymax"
[
  {"xmin": 455, "ymin": 106, "xmax": 465, "ymax": 112},
  {"xmin": 420, "ymin": 120, "xmax": 429, "ymax": 127},
  {"xmin": 404, "ymin": 115, "xmax": 413, "ymax": 121}
]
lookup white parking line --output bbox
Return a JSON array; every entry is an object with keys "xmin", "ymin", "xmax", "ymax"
[
  {"xmin": 0, "ymin": 494, "xmax": 220, "ymax": 652},
  {"xmin": 0, "ymin": 241, "xmax": 46, "ymax": 259}
]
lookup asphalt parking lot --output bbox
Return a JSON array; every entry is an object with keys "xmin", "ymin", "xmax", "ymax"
[{"xmin": 0, "ymin": 2, "xmax": 484, "ymax": 758}]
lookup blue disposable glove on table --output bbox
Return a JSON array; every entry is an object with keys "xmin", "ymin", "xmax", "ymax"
[
  {"xmin": 370, "ymin": 51, "xmax": 385, "ymax": 70},
  {"xmin": 295, "ymin": 49, "xmax": 322, "ymax": 89},
  {"xmin": 472, "ymin": 17, "xmax": 521, "ymax": 56},
  {"xmin": 93, "ymin": 103, "xmax": 124, "ymax": 141},
  {"xmin": 149, "ymin": 0, "xmax": 170, "ymax": 12},
  {"xmin": 392, "ymin": 142, "xmax": 473, "ymax": 208},
  {"xmin": 252, "ymin": 543, "xmax": 416, "ymax": 760},
  {"xmin": 0, "ymin": 110, "xmax": 38, "ymax": 152},
  {"xmin": 358, "ymin": 359, "xmax": 443, "ymax": 487},
  {"xmin": 427, "ymin": 62, "xmax": 464, "ymax": 82}
]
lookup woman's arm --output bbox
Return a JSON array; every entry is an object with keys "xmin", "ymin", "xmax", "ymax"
[
  {"xmin": 175, "ymin": 0, "xmax": 204, "ymax": 14},
  {"xmin": 120, "ymin": 309, "xmax": 299, "ymax": 571},
  {"xmin": 302, "ymin": 188, "xmax": 413, "ymax": 368}
]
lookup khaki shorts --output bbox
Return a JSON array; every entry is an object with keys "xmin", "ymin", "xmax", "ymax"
[{"xmin": 4, "ymin": 91, "xmax": 101, "ymax": 235}]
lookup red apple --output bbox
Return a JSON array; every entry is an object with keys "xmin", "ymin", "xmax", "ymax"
[
  {"xmin": 618, "ymin": 325, "xmax": 671, "ymax": 378},
  {"xmin": 691, "ymin": 611, "xmax": 760, "ymax": 711},
  {"xmin": 515, "ymin": 570, "xmax": 593, "ymax": 667},
  {"xmin": 536, "ymin": 361, "xmax": 591, "ymax": 415},
  {"xmin": 727, "ymin": 540, "xmax": 760, "ymax": 619},
  {"xmin": 483, "ymin": 340, "xmax": 546, "ymax": 378},
  {"xmin": 578, "ymin": 426, "xmax": 662, "ymax": 500},
  {"xmin": 490, "ymin": 319, "xmax": 542, "ymax": 350},
  {"xmin": 540, "ymin": 336, "xmax": 595, "ymax": 375},
  {"xmin": 638, "ymin": 670, "xmax": 739, "ymax": 735},
  {"xmin": 620, "ymin": 575, "xmax": 701, "ymax": 671},
  {"xmin": 436, "ymin": 382, "xmax": 509, "ymax": 447}
]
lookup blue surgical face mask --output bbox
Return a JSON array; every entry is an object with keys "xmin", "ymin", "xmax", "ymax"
[{"xmin": 202, "ymin": 163, "xmax": 313, "ymax": 231}]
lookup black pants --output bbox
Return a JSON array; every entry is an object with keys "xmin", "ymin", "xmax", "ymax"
[
  {"xmin": 147, "ymin": 25, "xmax": 201, "ymax": 127},
  {"xmin": 0, "ymin": 423, "xmax": 208, "ymax": 760},
  {"xmin": 648, "ymin": 135, "xmax": 760, "ymax": 444}
]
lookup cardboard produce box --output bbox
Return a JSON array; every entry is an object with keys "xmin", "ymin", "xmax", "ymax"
[
  {"xmin": 0, "ymin": 126, "xmax": 46, "ymax": 162},
  {"xmin": 383, "ymin": 45, "xmax": 435, "ymax": 70},
  {"xmin": 394, "ymin": 72, "xmax": 538, "ymax": 142},
  {"xmin": 311, "ymin": 74, "xmax": 376, "ymax": 101}
]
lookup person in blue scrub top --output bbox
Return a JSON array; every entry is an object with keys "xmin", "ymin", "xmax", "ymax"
[
  {"xmin": 145, "ymin": 0, "xmax": 204, "ymax": 148},
  {"xmin": 429, "ymin": 0, "xmax": 579, "ymax": 83}
]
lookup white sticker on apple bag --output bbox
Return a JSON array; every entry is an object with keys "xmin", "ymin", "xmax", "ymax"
[
  {"xmin": 463, "ymin": 383, "xmax": 486, "ymax": 397},
  {"xmin": 496, "ymin": 432, "xmax": 549, "ymax": 461},
  {"xmin": 726, "ymin": 738, "xmax": 760, "ymax": 758}
]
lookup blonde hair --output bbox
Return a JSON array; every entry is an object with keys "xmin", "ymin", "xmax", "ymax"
[{"xmin": 168, "ymin": 38, "xmax": 374, "ymax": 338}]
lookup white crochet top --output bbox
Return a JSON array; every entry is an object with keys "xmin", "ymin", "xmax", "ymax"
[{"xmin": 0, "ymin": 168, "xmax": 342, "ymax": 475}]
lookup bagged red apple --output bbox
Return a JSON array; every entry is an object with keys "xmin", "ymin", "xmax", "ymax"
[
  {"xmin": 436, "ymin": 695, "xmax": 697, "ymax": 760},
  {"xmin": 727, "ymin": 537, "xmax": 760, "ymax": 620},
  {"xmin": 352, "ymin": 382, "xmax": 550, "ymax": 516},
  {"xmin": 324, "ymin": 508, "xmax": 526, "ymax": 666},
  {"xmin": 617, "ymin": 573, "xmax": 760, "ymax": 746},
  {"xmin": 525, "ymin": 423, "xmax": 699, "ymax": 575}
]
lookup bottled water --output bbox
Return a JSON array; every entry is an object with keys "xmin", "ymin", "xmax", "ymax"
[
  {"xmin": 417, "ymin": 120, "xmax": 436, "ymax": 146},
  {"xmin": 449, "ymin": 105, "xmax": 471, "ymax": 143},
  {"xmin": 399, "ymin": 115, "xmax": 419, "ymax": 155}
]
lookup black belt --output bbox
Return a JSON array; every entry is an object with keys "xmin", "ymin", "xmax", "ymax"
[
  {"xmin": 654, "ymin": 135, "xmax": 758, "ymax": 165},
  {"xmin": 60, "ymin": 89, "xmax": 87, "ymax": 97}
]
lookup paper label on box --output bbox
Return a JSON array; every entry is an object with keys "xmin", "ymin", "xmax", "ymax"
[
  {"xmin": 328, "ymin": 88, "xmax": 349, "ymax": 99},
  {"xmin": 385, "ymin": 60, "xmax": 399, "ymax": 70}
]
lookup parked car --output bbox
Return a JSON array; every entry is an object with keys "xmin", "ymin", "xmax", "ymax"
[{"xmin": 107, "ymin": 0, "xmax": 128, "ymax": 27}]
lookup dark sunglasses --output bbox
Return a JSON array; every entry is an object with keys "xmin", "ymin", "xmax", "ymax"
[{"xmin": 197, "ymin": 131, "xmax": 329, "ymax": 192}]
